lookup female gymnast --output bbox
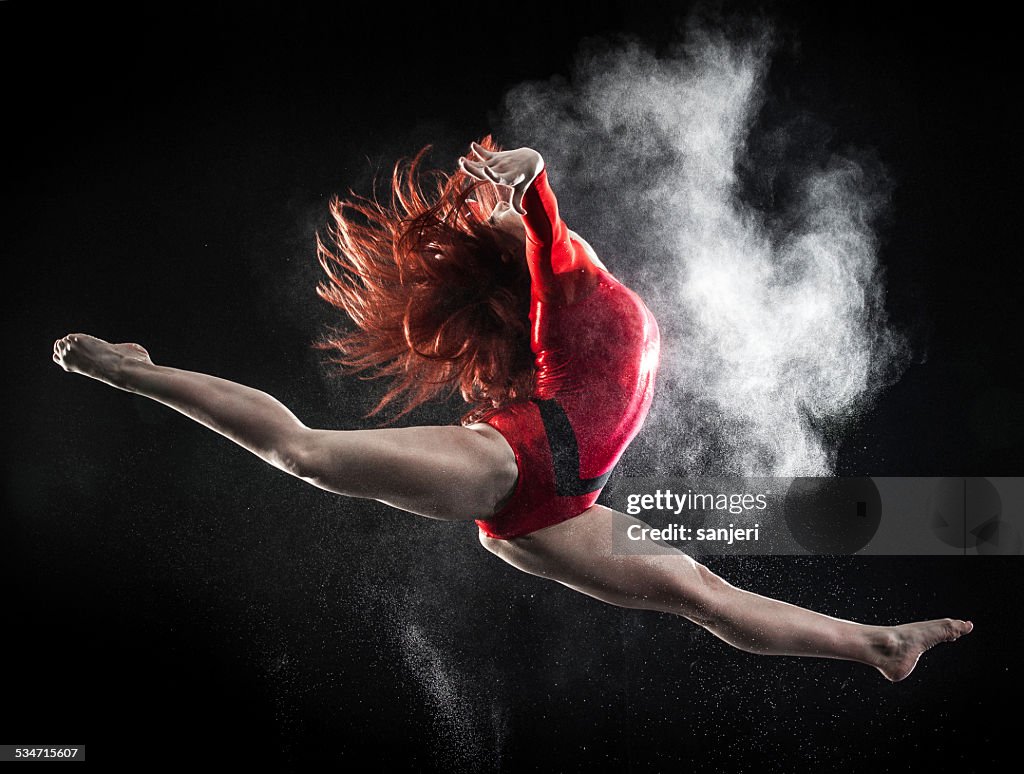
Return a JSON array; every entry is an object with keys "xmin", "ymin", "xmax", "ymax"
[{"xmin": 53, "ymin": 138, "xmax": 972, "ymax": 682}]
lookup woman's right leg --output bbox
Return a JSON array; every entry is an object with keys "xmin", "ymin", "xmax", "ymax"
[
  {"xmin": 53, "ymin": 334, "xmax": 518, "ymax": 521},
  {"xmin": 480, "ymin": 505, "xmax": 973, "ymax": 681}
]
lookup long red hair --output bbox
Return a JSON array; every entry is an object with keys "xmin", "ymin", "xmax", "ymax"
[{"xmin": 314, "ymin": 136, "xmax": 534, "ymax": 426}]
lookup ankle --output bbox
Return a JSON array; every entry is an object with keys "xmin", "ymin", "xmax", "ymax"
[
  {"xmin": 864, "ymin": 626, "xmax": 901, "ymax": 666},
  {"xmin": 114, "ymin": 356, "xmax": 149, "ymax": 391}
]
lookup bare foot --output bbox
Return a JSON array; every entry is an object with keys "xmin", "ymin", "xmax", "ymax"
[
  {"xmin": 872, "ymin": 618, "xmax": 973, "ymax": 682},
  {"xmin": 53, "ymin": 333, "xmax": 152, "ymax": 389}
]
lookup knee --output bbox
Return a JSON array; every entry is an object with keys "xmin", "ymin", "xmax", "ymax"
[
  {"xmin": 675, "ymin": 561, "xmax": 734, "ymax": 626},
  {"xmin": 276, "ymin": 428, "xmax": 329, "ymax": 484}
]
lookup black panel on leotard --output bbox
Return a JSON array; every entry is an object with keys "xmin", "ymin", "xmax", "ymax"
[{"xmin": 532, "ymin": 398, "xmax": 612, "ymax": 496}]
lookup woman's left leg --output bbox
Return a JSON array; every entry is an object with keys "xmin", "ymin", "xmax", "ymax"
[
  {"xmin": 53, "ymin": 334, "xmax": 518, "ymax": 521},
  {"xmin": 480, "ymin": 505, "xmax": 973, "ymax": 681}
]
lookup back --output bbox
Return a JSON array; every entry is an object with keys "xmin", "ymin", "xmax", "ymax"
[
  {"xmin": 530, "ymin": 267, "xmax": 660, "ymax": 482},
  {"xmin": 474, "ymin": 167, "xmax": 660, "ymax": 539}
]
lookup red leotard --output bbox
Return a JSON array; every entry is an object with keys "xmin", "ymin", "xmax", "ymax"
[{"xmin": 474, "ymin": 168, "xmax": 660, "ymax": 539}]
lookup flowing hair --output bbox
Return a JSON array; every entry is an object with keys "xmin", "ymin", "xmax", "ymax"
[{"xmin": 314, "ymin": 136, "xmax": 535, "ymax": 426}]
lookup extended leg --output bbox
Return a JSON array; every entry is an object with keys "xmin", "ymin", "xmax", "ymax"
[
  {"xmin": 53, "ymin": 334, "xmax": 517, "ymax": 521},
  {"xmin": 480, "ymin": 505, "xmax": 973, "ymax": 681}
]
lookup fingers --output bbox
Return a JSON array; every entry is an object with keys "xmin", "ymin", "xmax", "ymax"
[
  {"xmin": 469, "ymin": 141, "xmax": 494, "ymax": 160},
  {"xmin": 459, "ymin": 150, "xmax": 529, "ymax": 213},
  {"xmin": 460, "ymin": 155, "xmax": 505, "ymax": 186},
  {"xmin": 462, "ymin": 157, "xmax": 520, "ymax": 187},
  {"xmin": 458, "ymin": 156, "xmax": 489, "ymax": 182},
  {"xmin": 464, "ymin": 142, "xmax": 506, "ymax": 180},
  {"xmin": 481, "ymin": 164, "xmax": 503, "ymax": 185},
  {"xmin": 459, "ymin": 156, "xmax": 515, "ymax": 193}
]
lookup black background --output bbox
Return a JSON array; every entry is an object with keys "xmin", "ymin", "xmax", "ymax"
[{"xmin": 3, "ymin": 1, "xmax": 1022, "ymax": 771}]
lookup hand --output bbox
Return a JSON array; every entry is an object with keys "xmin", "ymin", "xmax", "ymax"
[{"xmin": 458, "ymin": 142, "xmax": 544, "ymax": 216}]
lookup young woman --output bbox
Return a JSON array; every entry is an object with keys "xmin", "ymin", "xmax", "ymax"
[{"xmin": 53, "ymin": 138, "xmax": 972, "ymax": 681}]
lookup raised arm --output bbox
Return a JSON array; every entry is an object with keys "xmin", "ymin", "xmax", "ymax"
[{"xmin": 459, "ymin": 143, "xmax": 601, "ymax": 304}]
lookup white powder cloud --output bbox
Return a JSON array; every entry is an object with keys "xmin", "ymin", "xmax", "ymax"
[{"xmin": 500, "ymin": 18, "xmax": 908, "ymax": 477}]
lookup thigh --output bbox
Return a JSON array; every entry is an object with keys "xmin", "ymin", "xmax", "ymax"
[
  {"xmin": 303, "ymin": 422, "xmax": 518, "ymax": 522},
  {"xmin": 479, "ymin": 504, "xmax": 714, "ymax": 616}
]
